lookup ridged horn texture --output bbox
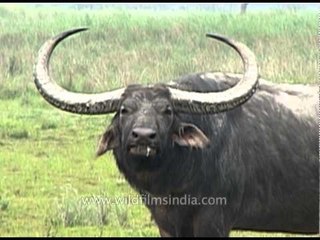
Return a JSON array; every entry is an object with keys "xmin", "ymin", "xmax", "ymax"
[
  {"xmin": 33, "ymin": 28, "xmax": 125, "ymax": 115},
  {"xmin": 167, "ymin": 33, "xmax": 259, "ymax": 114},
  {"xmin": 34, "ymin": 28, "xmax": 258, "ymax": 115}
]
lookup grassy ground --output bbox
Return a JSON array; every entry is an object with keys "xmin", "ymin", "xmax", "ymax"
[{"xmin": 0, "ymin": 4, "xmax": 318, "ymax": 237}]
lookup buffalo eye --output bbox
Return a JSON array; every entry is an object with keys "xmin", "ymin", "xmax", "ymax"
[
  {"xmin": 164, "ymin": 105, "xmax": 173, "ymax": 115},
  {"xmin": 120, "ymin": 105, "xmax": 129, "ymax": 115}
]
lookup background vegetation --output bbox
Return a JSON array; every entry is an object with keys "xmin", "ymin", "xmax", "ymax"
[{"xmin": 0, "ymin": 4, "xmax": 318, "ymax": 237}]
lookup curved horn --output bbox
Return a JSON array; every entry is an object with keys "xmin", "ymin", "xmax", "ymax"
[
  {"xmin": 168, "ymin": 33, "xmax": 259, "ymax": 114},
  {"xmin": 33, "ymin": 28, "xmax": 125, "ymax": 115}
]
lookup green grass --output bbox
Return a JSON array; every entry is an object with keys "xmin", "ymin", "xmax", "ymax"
[{"xmin": 0, "ymin": 4, "xmax": 318, "ymax": 237}]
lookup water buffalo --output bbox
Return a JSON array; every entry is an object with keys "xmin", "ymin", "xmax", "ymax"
[{"xmin": 33, "ymin": 28, "xmax": 319, "ymax": 237}]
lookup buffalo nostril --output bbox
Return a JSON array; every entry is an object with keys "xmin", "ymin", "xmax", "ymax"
[
  {"xmin": 132, "ymin": 131, "xmax": 139, "ymax": 139},
  {"xmin": 149, "ymin": 133, "xmax": 156, "ymax": 139}
]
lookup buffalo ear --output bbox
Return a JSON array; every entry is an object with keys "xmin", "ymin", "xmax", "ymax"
[
  {"xmin": 96, "ymin": 127, "xmax": 119, "ymax": 157},
  {"xmin": 172, "ymin": 123, "xmax": 210, "ymax": 149}
]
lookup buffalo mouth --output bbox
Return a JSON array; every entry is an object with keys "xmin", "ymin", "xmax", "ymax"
[{"xmin": 128, "ymin": 145, "xmax": 157, "ymax": 158}]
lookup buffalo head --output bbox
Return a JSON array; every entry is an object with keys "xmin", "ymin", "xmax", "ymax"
[{"xmin": 95, "ymin": 84, "xmax": 211, "ymax": 172}]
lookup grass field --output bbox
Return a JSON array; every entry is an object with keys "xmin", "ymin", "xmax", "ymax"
[{"xmin": 0, "ymin": 4, "xmax": 318, "ymax": 237}]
